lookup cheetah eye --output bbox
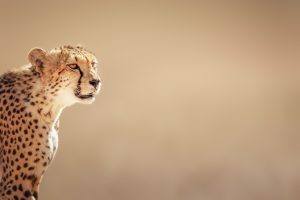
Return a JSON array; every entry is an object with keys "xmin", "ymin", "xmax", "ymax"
[{"xmin": 67, "ymin": 64, "xmax": 80, "ymax": 71}]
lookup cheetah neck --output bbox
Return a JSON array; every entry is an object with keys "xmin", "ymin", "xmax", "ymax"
[{"xmin": 11, "ymin": 67, "xmax": 72, "ymax": 127}]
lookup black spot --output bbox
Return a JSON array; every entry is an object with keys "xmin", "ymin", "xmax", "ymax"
[
  {"xmin": 24, "ymin": 190, "xmax": 31, "ymax": 197},
  {"xmin": 33, "ymin": 191, "xmax": 38, "ymax": 199}
]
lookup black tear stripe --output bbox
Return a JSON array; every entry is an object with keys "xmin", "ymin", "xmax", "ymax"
[{"xmin": 76, "ymin": 66, "xmax": 84, "ymax": 93}]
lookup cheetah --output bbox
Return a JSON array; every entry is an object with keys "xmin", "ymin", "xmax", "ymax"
[{"xmin": 0, "ymin": 45, "xmax": 101, "ymax": 200}]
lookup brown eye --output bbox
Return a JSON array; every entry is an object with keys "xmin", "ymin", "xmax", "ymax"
[{"xmin": 67, "ymin": 64, "xmax": 80, "ymax": 71}]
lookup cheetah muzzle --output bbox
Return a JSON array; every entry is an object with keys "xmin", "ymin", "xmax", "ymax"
[{"xmin": 0, "ymin": 45, "xmax": 101, "ymax": 200}]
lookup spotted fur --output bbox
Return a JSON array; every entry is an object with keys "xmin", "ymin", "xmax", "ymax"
[{"xmin": 0, "ymin": 45, "xmax": 101, "ymax": 200}]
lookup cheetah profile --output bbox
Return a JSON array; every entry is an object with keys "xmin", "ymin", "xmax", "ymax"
[{"xmin": 0, "ymin": 45, "xmax": 101, "ymax": 199}]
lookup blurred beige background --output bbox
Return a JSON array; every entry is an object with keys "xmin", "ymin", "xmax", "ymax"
[{"xmin": 0, "ymin": 0, "xmax": 299, "ymax": 199}]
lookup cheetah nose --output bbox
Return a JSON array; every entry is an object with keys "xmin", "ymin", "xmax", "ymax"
[{"xmin": 89, "ymin": 79, "xmax": 100, "ymax": 89}]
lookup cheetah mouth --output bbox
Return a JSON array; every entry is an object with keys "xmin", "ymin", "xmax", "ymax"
[{"xmin": 75, "ymin": 92, "xmax": 95, "ymax": 100}]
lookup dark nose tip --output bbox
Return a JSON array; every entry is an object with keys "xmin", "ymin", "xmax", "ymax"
[{"xmin": 89, "ymin": 79, "xmax": 100, "ymax": 88}]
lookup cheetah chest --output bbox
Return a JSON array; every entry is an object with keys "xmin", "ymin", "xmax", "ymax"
[{"xmin": 47, "ymin": 126, "xmax": 58, "ymax": 160}]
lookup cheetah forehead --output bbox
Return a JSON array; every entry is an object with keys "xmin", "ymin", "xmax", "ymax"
[{"xmin": 48, "ymin": 45, "xmax": 97, "ymax": 66}]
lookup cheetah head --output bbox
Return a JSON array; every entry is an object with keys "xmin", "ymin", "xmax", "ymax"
[{"xmin": 28, "ymin": 45, "xmax": 101, "ymax": 105}]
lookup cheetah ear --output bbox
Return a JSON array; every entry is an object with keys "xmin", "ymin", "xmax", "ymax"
[{"xmin": 28, "ymin": 48, "xmax": 47, "ymax": 73}]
